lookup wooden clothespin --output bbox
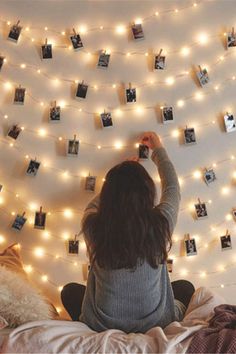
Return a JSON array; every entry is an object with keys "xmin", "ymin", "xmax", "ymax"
[
  {"xmin": 198, "ymin": 65, "xmax": 202, "ymax": 73},
  {"xmin": 185, "ymin": 233, "xmax": 190, "ymax": 241},
  {"xmin": 225, "ymin": 229, "xmax": 229, "ymax": 236},
  {"xmin": 22, "ymin": 211, "xmax": 26, "ymax": 217},
  {"xmin": 232, "ymin": 27, "xmax": 235, "ymax": 36},
  {"xmin": 53, "ymin": 100, "xmax": 57, "ymax": 107},
  {"xmin": 39, "ymin": 206, "xmax": 43, "ymax": 214},
  {"xmin": 128, "ymin": 82, "xmax": 132, "ymax": 89},
  {"xmin": 198, "ymin": 197, "xmax": 202, "ymax": 205},
  {"xmin": 73, "ymin": 134, "xmax": 77, "ymax": 142},
  {"xmin": 16, "ymin": 20, "xmax": 20, "ymax": 27},
  {"xmin": 45, "ymin": 38, "xmax": 48, "ymax": 46},
  {"xmin": 157, "ymin": 48, "xmax": 163, "ymax": 58},
  {"xmin": 73, "ymin": 28, "xmax": 77, "ymax": 36}
]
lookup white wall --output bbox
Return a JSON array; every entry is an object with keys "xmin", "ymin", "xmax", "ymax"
[{"xmin": 0, "ymin": 0, "xmax": 236, "ymax": 314}]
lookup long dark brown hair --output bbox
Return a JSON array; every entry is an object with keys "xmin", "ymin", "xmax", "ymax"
[{"xmin": 82, "ymin": 161, "xmax": 172, "ymax": 270}]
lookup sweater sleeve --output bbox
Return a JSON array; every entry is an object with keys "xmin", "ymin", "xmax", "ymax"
[
  {"xmin": 152, "ymin": 147, "xmax": 181, "ymax": 234},
  {"xmin": 81, "ymin": 194, "xmax": 100, "ymax": 228}
]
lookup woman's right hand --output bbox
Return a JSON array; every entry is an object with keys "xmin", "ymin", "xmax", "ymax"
[{"xmin": 140, "ymin": 132, "xmax": 163, "ymax": 150}]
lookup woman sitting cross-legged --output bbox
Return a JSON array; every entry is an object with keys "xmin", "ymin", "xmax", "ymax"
[{"xmin": 61, "ymin": 131, "xmax": 195, "ymax": 333}]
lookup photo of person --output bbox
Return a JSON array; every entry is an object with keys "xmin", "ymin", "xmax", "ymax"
[
  {"xmin": 100, "ymin": 112, "xmax": 113, "ymax": 127},
  {"xmin": 167, "ymin": 259, "xmax": 173, "ymax": 273},
  {"xmin": 41, "ymin": 43, "xmax": 52, "ymax": 59},
  {"xmin": 131, "ymin": 23, "xmax": 144, "ymax": 40},
  {"xmin": 68, "ymin": 240, "xmax": 79, "ymax": 255},
  {"xmin": 204, "ymin": 168, "xmax": 216, "ymax": 185},
  {"xmin": 224, "ymin": 113, "xmax": 236, "ymax": 133},
  {"xmin": 97, "ymin": 51, "xmax": 110, "ymax": 68},
  {"xmin": 8, "ymin": 22, "xmax": 22, "ymax": 42},
  {"xmin": 50, "ymin": 105, "xmax": 61, "ymax": 122},
  {"xmin": 139, "ymin": 144, "xmax": 149, "ymax": 159},
  {"xmin": 34, "ymin": 209, "xmax": 46, "ymax": 230},
  {"xmin": 227, "ymin": 28, "xmax": 236, "ymax": 47},
  {"xmin": 14, "ymin": 87, "xmax": 25, "ymax": 104},
  {"xmin": 221, "ymin": 234, "xmax": 232, "ymax": 251},
  {"xmin": 76, "ymin": 82, "xmax": 88, "ymax": 99},
  {"xmin": 184, "ymin": 128, "xmax": 196, "ymax": 145},
  {"xmin": 67, "ymin": 137, "xmax": 79, "ymax": 156},
  {"xmin": 185, "ymin": 238, "xmax": 197, "ymax": 256},
  {"xmin": 70, "ymin": 33, "xmax": 83, "ymax": 50},
  {"xmin": 0, "ymin": 56, "xmax": 5, "ymax": 70},
  {"xmin": 7, "ymin": 124, "xmax": 22, "ymax": 140},
  {"xmin": 26, "ymin": 160, "xmax": 40, "ymax": 176},
  {"xmin": 162, "ymin": 106, "xmax": 173, "ymax": 123},
  {"xmin": 85, "ymin": 176, "xmax": 96, "ymax": 192},
  {"xmin": 195, "ymin": 202, "xmax": 208, "ymax": 219},
  {"xmin": 154, "ymin": 53, "xmax": 165, "ymax": 70},
  {"xmin": 12, "ymin": 213, "xmax": 27, "ymax": 231},
  {"xmin": 196, "ymin": 67, "xmax": 209, "ymax": 86},
  {"xmin": 126, "ymin": 87, "xmax": 136, "ymax": 103}
]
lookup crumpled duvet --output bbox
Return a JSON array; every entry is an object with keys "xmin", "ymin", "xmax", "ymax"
[{"xmin": 0, "ymin": 287, "xmax": 224, "ymax": 354}]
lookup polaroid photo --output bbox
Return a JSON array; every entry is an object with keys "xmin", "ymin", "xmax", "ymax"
[
  {"xmin": 204, "ymin": 168, "xmax": 216, "ymax": 185},
  {"xmin": 68, "ymin": 240, "xmax": 79, "ymax": 255},
  {"xmin": 76, "ymin": 82, "xmax": 88, "ymax": 99},
  {"xmin": 34, "ymin": 211, "xmax": 46, "ymax": 230},
  {"xmin": 85, "ymin": 176, "xmax": 96, "ymax": 192},
  {"xmin": 0, "ymin": 56, "xmax": 5, "ymax": 71},
  {"xmin": 154, "ymin": 55, "xmax": 165, "ymax": 70},
  {"xmin": 41, "ymin": 44, "xmax": 52, "ymax": 59},
  {"xmin": 101, "ymin": 112, "xmax": 113, "ymax": 128},
  {"xmin": 8, "ymin": 23, "xmax": 22, "ymax": 42},
  {"xmin": 70, "ymin": 33, "xmax": 83, "ymax": 50},
  {"xmin": 131, "ymin": 23, "xmax": 144, "ymax": 40},
  {"xmin": 97, "ymin": 51, "xmax": 110, "ymax": 69},
  {"xmin": 14, "ymin": 87, "xmax": 25, "ymax": 105},
  {"xmin": 224, "ymin": 113, "xmax": 236, "ymax": 133},
  {"xmin": 185, "ymin": 239, "xmax": 197, "ymax": 256},
  {"xmin": 227, "ymin": 29, "xmax": 236, "ymax": 48},
  {"xmin": 7, "ymin": 124, "xmax": 22, "ymax": 140},
  {"xmin": 12, "ymin": 214, "xmax": 27, "ymax": 231},
  {"xmin": 139, "ymin": 144, "xmax": 149, "ymax": 160},
  {"xmin": 184, "ymin": 128, "xmax": 196, "ymax": 145},
  {"xmin": 49, "ymin": 106, "xmax": 61, "ymax": 122},
  {"xmin": 126, "ymin": 87, "xmax": 136, "ymax": 104},
  {"xmin": 167, "ymin": 259, "xmax": 173, "ymax": 273},
  {"xmin": 67, "ymin": 138, "xmax": 79, "ymax": 156},
  {"xmin": 197, "ymin": 67, "xmax": 209, "ymax": 87},
  {"xmin": 26, "ymin": 160, "xmax": 40, "ymax": 176},
  {"xmin": 220, "ymin": 234, "xmax": 232, "ymax": 251},
  {"xmin": 195, "ymin": 202, "xmax": 208, "ymax": 219},
  {"xmin": 162, "ymin": 106, "xmax": 174, "ymax": 123},
  {"xmin": 0, "ymin": 185, "xmax": 2, "ymax": 192}
]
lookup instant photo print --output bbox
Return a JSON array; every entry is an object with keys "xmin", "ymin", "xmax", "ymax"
[
  {"xmin": 101, "ymin": 112, "xmax": 113, "ymax": 128},
  {"xmin": 67, "ymin": 136, "xmax": 79, "ymax": 156},
  {"xmin": 126, "ymin": 86, "xmax": 136, "ymax": 103},
  {"xmin": 8, "ymin": 21, "xmax": 22, "ymax": 42},
  {"xmin": 195, "ymin": 202, "xmax": 208, "ymax": 219},
  {"xmin": 162, "ymin": 106, "xmax": 174, "ymax": 123},
  {"xmin": 227, "ymin": 28, "xmax": 236, "ymax": 48},
  {"xmin": 70, "ymin": 29, "xmax": 83, "ymax": 50},
  {"xmin": 204, "ymin": 168, "xmax": 216, "ymax": 185},
  {"xmin": 34, "ymin": 208, "xmax": 46, "ymax": 230},
  {"xmin": 97, "ymin": 51, "xmax": 110, "ymax": 69},
  {"xmin": 184, "ymin": 128, "xmax": 196, "ymax": 145},
  {"xmin": 220, "ymin": 234, "xmax": 232, "ymax": 251},
  {"xmin": 12, "ymin": 213, "xmax": 27, "ymax": 231},
  {"xmin": 50, "ymin": 104, "xmax": 61, "ymax": 122},
  {"xmin": 26, "ymin": 159, "xmax": 40, "ymax": 176},
  {"xmin": 76, "ymin": 82, "xmax": 88, "ymax": 99},
  {"xmin": 0, "ymin": 56, "xmax": 5, "ymax": 71},
  {"xmin": 14, "ymin": 87, "xmax": 25, "ymax": 104},
  {"xmin": 68, "ymin": 239, "xmax": 79, "ymax": 255},
  {"xmin": 224, "ymin": 112, "xmax": 236, "ymax": 133},
  {"xmin": 139, "ymin": 144, "xmax": 149, "ymax": 160},
  {"xmin": 85, "ymin": 176, "xmax": 96, "ymax": 192},
  {"xmin": 131, "ymin": 23, "xmax": 144, "ymax": 40},
  {"xmin": 167, "ymin": 259, "xmax": 173, "ymax": 273},
  {"xmin": 185, "ymin": 238, "xmax": 197, "ymax": 256},
  {"xmin": 7, "ymin": 124, "xmax": 22, "ymax": 140},
  {"xmin": 196, "ymin": 66, "xmax": 209, "ymax": 86},
  {"xmin": 42, "ymin": 42, "xmax": 52, "ymax": 59},
  {"xmin": 154, "ymin": 49, "xmax": 165, "ymax": 70}
]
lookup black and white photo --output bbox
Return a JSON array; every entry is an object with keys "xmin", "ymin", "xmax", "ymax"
[
  {"xmin": 101, "ymin": 112, "xmax": 113, "ymax": 128},
  {"xmin": 26, "ymin": 159, "xmax": 40, "ymax": 176},
  {"xmin": 0, "ymin": 56, "xmax": 5, "ymax": 71},
  {"xmin": 162, "ymin": 106, "xmax": 174, "ymax": 123},
  {"xmin": 14, "ymin": 87, "xmax": 25, "ymax": 104},
  {"xmin": 76, "ymin": 82, "xmax": 88, "ymax": 99},
  {"xmin": 195, "ymin": 202, "xmax": 208, "ymax": 219},
  {"xmin": 49, "ymin": 105, "xmax": 61, "ymax": 122},
  {"xmin": 196, "ymin": 66, "xmax": 209, "ymax": 86},
  {"xmin": 85, "ymin": 176, "xmax": 96, "ymax": 192},
  {"xmin": 131, "ymin": 23, "xmax": 144, "ymax": 40},
  {"xmin": 12, "ymin": 213, "xmax": 27, "ymax": 231},
  {"xmin": 185, "ymin": 238, "xmax": 197, "ymax": 256},
  {"xmin": 184, "ymin": 128, "xmax": 196, "ymax": 145},
  {"xmin": 7, "ymin": 124, "xmax": 22, "ymax": 140},
  {"xmin": 8, "ymin": 22, "xmax": 22, "ymax": 42},
  {"xmin": 221, "ymin": 234, "xmax": 232, "ymax": 251},
  {"xmin": 67, "ymin": 137, "xmax": 79, "ymax": 156},
  {"xmin": 139, "ymin": 144, "xmax": 149, "ymax": 159},
  {"xmin": 227, "ymin": 28, "xmax": 236, "ymax": 48},
  {"xmin": 224, "ymin": 112, "xmax": 236, "ymax": 133},
  {"xmin": 41, "ymin": 43, "xmax": 52, "ymax": 59},
  {"xmin": 154, "ymin": 51, "xmax": 165, "ymax": 70},
  {"xmin": 70, "ymin": 31, "xmax": 83, "ymax": 50},
  {"xmin": 167, "ymin": 258, "xmax": 173, "ymax": 273},
  {"xmin": 34, "ymin": 209, "xmax": 46, "ymax": 230},
  {"xmin": 97, "ymin": 51, "xmax": 110, "ymax": 68},
  {"xmin": 204, "ymin": 168, "xmax": 216, "ymax": 185},
  {"xmin": 68, "ymin": 239, "xmax": 79, "ymax": 255},
  {"xmin": 126, "ymin": 87, "xmax": 136, "ymax": 103}
]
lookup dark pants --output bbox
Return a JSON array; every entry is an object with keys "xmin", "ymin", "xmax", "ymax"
[{"xmin": 61, "ymin": 280, "xmax": 195, "ymax": 321}]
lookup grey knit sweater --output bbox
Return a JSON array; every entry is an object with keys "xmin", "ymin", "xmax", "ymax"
[{"xmin": 80, "ymin": 147, "xmax": 185, "ymax": 333}]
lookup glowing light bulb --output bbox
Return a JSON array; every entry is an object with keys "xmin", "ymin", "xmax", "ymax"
[
  {"xmin": 41, "ymin": 275, "xmax": 48, "ymax": 282},
  {"xmin": 193, "ymin": 170, "xmax": 202, "ymax": 179},
  {"xmin": 116, "ymin": 25, "xmax": 126, "ymax": 34},
  {"xmin": 58, "ymin": 137, "xmax": 63, "ymax": 141},
  {"xmin": 38, "ymin": 128, "xmax": 47, "ymax": 137},
  {"xmin": 126, "ymin": 52, "xmax": 131, "ymax": 57},
  {"xmin": 232, "ymin": 171, "xmax": 236, "ymax": 179},
  {"xmin": 63, "ymin": 209, "xmax": 73, "ymax": 218},
  {"xmin": 155, "ymin": 11, "xmax": 159, "ymax": 16},
  {"xmin": 29, "ymin": 202, "xmax": 37, "ymax": 211},
  {"xmin": 165, "ymin": 77, "xmax": 175, "ymax": 85},
  {"xmin": 195, "ymin": 92, "xmax": 203, "ymax": 100},
  {"xmin": 180, "ymin": 269, "xmax": 188, "ymax": 276},
  {"xmin": 181, "ymin": 47, "xmax": 190, "ymax": 56},
  {"xmin": 4, "ymin": 82, "xmax": 12, "ymax": 90},
  {"xmin": 200, "ymin": 271, "xmax": 206, "ymax": 278},
  {"xmin": 0, "ymin": 197, "xmax": 4, "ymax": 204},
  {"xmin": 136, "ymin": 106, "xmax": 143, "ymax": 114},
  {"xmin": 100, "ymin": 26, "xmax": 104, "ymax": 30},
  {"xmin": 198, "ymin": 32, "xmax": 209, "ymax": 45},
  {"xmin": 226, "ymin": 214, "xmax": 233, "ymax": 221},
  {"xmin": 172, "ymin": 129, "xmax": 179, "ymax": 138},
  {"xmin": 4, "ymin": 115, "xmax": 8, "ymax": 119},
  {"xmin": 112, "ymin": 84, "xmax": 117, "ymax": 89},
  {"xmin": 114, "ymin": 141, "xmax": 123, "ymax": 149},
  {"xmin": 80, "ymin": 25, "xmax": 87, "ymax": 34},
  {"xmin": 178, "ymin": 177, "xmax": 183, "ymax": 186},
  {"xmin": 222, "ymin": 187, "xmax": 230, "ymax": 195},
  {"xmin": 232, "ymin": 76, "xmax": 236, "ymax": 81},
  {"xmin": 0, "ymin": 235, "xmax": 5, "ymax": 244},
  {"xmin": 134, "ymin": 18, "xmax": 142, "ymax": 25},
  {"xmin": 174, "ymin": 8, "xmax": 179, "ymax": 13},
  {"xmin": 34, "ymin": 247, "xmax": 45, "ymax": 258},
  {"xmin": 20, "ymin": 63, "xmax": 26, "ymax": 69},
  {"xmin": 44, "ymin": 27, "xmax": 48, "ymax": 31},
  {"xmin": 24, "ymin": 265, "xmax": 33, "ymax": 273},
  {"xmin": 61, "ymin": 31, "xmax": 65, "ymax": 36},
  {"xmin": 220, "ymin": 284, "xmax": 225, "ymax": 288},
  {"xmin": 58, "ymin": 286, "xmax": 63, "ymax": 292},
  {"xmin": 11, "ymin": 211, "xmax": 16, "ymax": 216},
  {"xmin": 43, "ymin": 231, "xmax": 50, "ymax": 239},
  {"xmin": 193, "ymin": 2, "xmax": 198, "ymax": 7},
  {"xmin": 177, "ymin": 100, "xmax": 185, "ymax": 107},
  {"xmin": 97, "ymin": 145, "xmax": 101, "ymax": 149},
  {"xmin": 37, "ymin": 69, "xmax": 41, "ymax": 74}
]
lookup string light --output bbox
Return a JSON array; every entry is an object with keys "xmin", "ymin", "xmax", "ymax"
[
  {"xmin": 41, "ymin": 275, "xmax": 48, "ymax": 282},
  {"xmin": 63, "ymin": 209, "xmax": 73, "ymax": 218},
  {"xmin": 34, "ymin": 247, "xmax": 45, "ymax": 258},
  {"xmin": 197, "ymin": 32, "xmax": 209, "ymax": 45},
  {"xmin": 0, "ymin": 235, "xmax": 5, "ymax": 244}
]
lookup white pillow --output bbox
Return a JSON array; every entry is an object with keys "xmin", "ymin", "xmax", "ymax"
[{"xmin": 0, "ymin": 267, "xmax": 52, "ymax": 327}]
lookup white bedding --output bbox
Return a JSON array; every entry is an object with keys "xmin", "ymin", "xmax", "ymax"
[{"xmin": 0, "ymin": 287, "xmax": 224, "ymax": 354}]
